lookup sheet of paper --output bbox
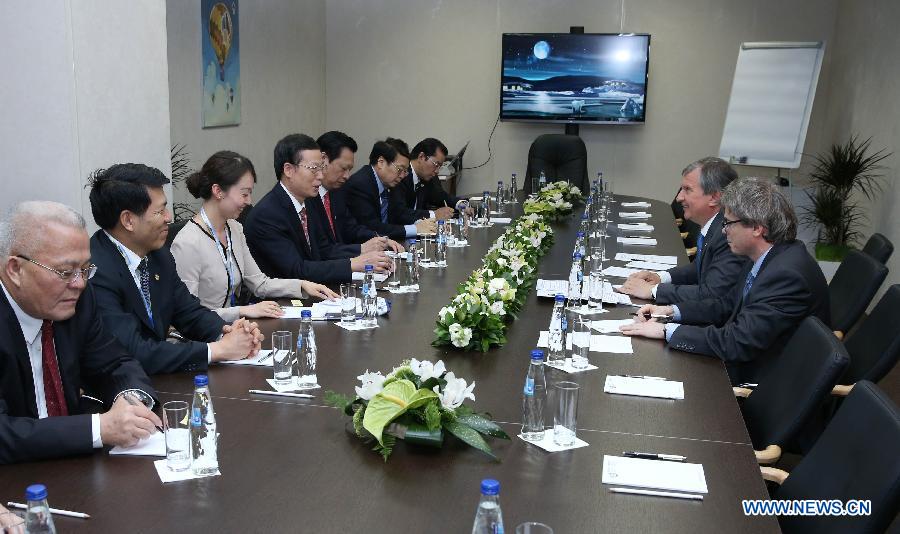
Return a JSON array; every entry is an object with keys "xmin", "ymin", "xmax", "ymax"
[
  {"xmin": 334, "ymin": 321, "xmax": 378, "ymax": 331},
  {"xmin": 280, "ymin": 306, "xmax": 312, "ymax": 319},
  {"xmin": 536, "ymin": 279, "xmax": 569, "ymax": 298},
  {"xmin": 617, "ymin": 237, "xmax": 658, "ymax": 246},
  {"xmin": 602, "ymin": 455, "xmax": 707, "ymax": 494},
  {"xmin": 624, "ymin": 260, "xmax": 676, "ymax": 271},
  {"xmin": 615, "ymin": 253, "xmax": 678, "ymax": 264},
  {"xmin": 110, "ymin": 432, "xmax": 166, "ymax": 456},
  {"xmin": 617, "ymin": 223, "xmax": 654, "ymax": 232},
  {"xmin": 621, "ymin": 201, "xmax": 651, "ymax": 208},
  {"xmin": 384, "ymin": 285, "xmax": 419, "ymax": 294},
  {"xmin": 578, "ymin": 281, "xmax": 634, "ymax": 305},
  {"xmin": 604, "ymin": 375, "xmax": 685, "ymax": 400},
  {"xmin": 602, "ymin": 266, "xmax": 641, "ymax": 277},
  {"xmin": 544, "ymin": 358, "xmax": 599, "ymax": 374},
  {"xmin": 265, "ymin": 378, "xmax": 320, "ymax": 393},
  {"xmin": 218, "ymin": 349, "xmax": 274, "ymax": 367},
  {"xmin": 590, "ymin": 319, "xmax": 635, "ymax": 333},
  {"xmin": 154, "ymin": 459, "xmax": 220, "ymax": 483},
  {"xmin": 591, "ymin": 335, "xmax": 633, "ymax": 354},
  {"xmin": 290, "ymin": 299, "xmax": 304, "ymax": 306},
  {"xmin": 618, "ymin": 211, "xmax": 651, "ymax": 219},
  {"xmin": 489, "ymin": 217, "xmax": 512, "ymax": 224},
  {"xmin": 351, "ymin": 272, "xmax": 389, "ymax": 282},
  {"xmin": 518, "ymin": 432, "xmax": 589, "ymax": 452}
]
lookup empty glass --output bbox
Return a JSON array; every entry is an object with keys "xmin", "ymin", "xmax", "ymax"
[
  {"xmin": 385, "ymin": 253, "xmax": 400, "ymax": 287},
  {"xmin": 339, "ymin": 284, "xmax": 357, "ymax": 324},
  {"xmin": 272, "ymin": 330, "xmax": 294, "ymax": 384},
  {"xmin": 553, "ymin": 381, "xmax": 580, "ymax": 447},
  {"xmin": 163, "ymin": 400, "xmax": 191, "ymax": 472},
  {"xmin": 570, "ymin": 317, "xmax": 591, "ymax": 369},
  {"xmin": 516, "ymin": 523, "xmax": 554, "ymax": 534}
]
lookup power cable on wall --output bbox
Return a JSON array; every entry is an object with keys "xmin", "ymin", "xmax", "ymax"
[{"xmin": 462, "ymin": 113, "xmax": 501, "ymax": 170}]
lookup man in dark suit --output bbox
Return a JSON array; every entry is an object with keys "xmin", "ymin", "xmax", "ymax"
[
  {"xmin": 621, "ymin": 177, "xmax": 830, "ymax": 385},
  {"xmin": 390, "ymin": 138, "xmax": 457, "ymax": 224},
  {"xmin": 0, "ymin": 201, "xmax": 162, "ymax": 464},
  {"xmin": 243, "ymin": 134, "xmax": 392, "ymax": 283},
  {"xmin": 344, "ymin": 138, "xmax": 437, "ymax": 240},
  {"xmin": 308, "ymin": 131, "xmax": 404, "ymax": 256},
  {"xmin": 619, "ymin": 157, "xmax": 748, "ymax": 303},
  {"xmin": 88, "ymin": 164, "xmax": 262, "ymax": 375}
]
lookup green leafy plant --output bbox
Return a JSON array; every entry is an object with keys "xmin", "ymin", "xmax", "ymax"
[
  {"xmin": 802, "ymin": 136, "xmax": 891, "ymax": 260},
  {"xmin": 523, "ymin": 181, "xmax": 583, "ymax": 221},
  {"xmin": 170, "ymin": 143, "xmax": 198, "ymax": 222}
]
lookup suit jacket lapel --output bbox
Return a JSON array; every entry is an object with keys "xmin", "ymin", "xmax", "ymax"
[
  {"xmin": 0, "ymin": 289, "xmax": 39, "ymax": 417},
  {"xmin": 98, "ymin": 232, "xmax": 156, "ymax": 333},
  {"xmin": 701, "ymin": 211, "xmax": 725, "ymax": 274},
  {"xmin": 274, "ymin": 183, "xmax": 312, "ymax": 254},
  {"xmin": 147, "ymin": 252, "xmax": 166, "ymax": 337},
  {"xmin": 51, "ymin": 320, "xmax": 80, "ymax": 413}
]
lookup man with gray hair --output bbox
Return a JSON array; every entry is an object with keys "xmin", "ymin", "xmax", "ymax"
[
  {"xmin": 621, "ymin": 177, "xmax": 830, "ymax": 385},
  {"xmin": 619, "ymin": 157, "xmax": 748, "ymax": 303},
  {"xmin": 0, "ymin": 201, "xmax": 162, "ymax": 463}
]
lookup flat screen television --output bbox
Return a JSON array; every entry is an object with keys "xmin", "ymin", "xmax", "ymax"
[{"xmin": 500, "ymin": 33, "xmax": 651, "ymax": 124}]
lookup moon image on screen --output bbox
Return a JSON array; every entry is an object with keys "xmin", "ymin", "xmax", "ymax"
[{"xmin": 533, "ymin": 40, "xmax": 550, "ymax": 59}]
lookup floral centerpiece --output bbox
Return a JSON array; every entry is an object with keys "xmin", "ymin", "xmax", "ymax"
[
  {"xmin": 523, "ymin": 181, "xmax": 583, "ymax": 221},
  {"xmin": 433, "ymin": 214, "xmax": 553, "ymax": 351},
  {"xmin": 325, "ymin": 359, "xmax": 509, "ymax": 461}
]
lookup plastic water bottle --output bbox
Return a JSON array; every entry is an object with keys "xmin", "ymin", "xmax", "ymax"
[
  {"xmin": 574, "ymin": 231, "xmax": 586, "ymax": 258},
  {"xmin": 547, "ymin": 294, "xmax": 566, "ymax": 364},
  {"xmin": 496, "ymin": 180, "xmax": 505, "ymax": 213},
  {"xmin": 521, "ymin": 349, "xmax": 547, "ymax": 441},
  {"xmin": 297, "ymin": 309, "xmax": 319, "ymax": 387},
  {"xmin": 568, "ymin": 252, "xmax": 584, "ymax": 302},
  {"xmin": 597, "ymin": 171, "xmax": 604, "ymax": 191},
  {"xmin": 362, "ymin": 265, "xmax": 378, "ymax": 327},
  {"xmin": 471, "ymin": 479, "xmax": 505, "ymax": 534},
  {"xmin": 510, "ymin": 173, "xmax": 518, "ymax": 203},
  {"xmin": 482, "ymin": 191, "xmax": 491, "ymax": 225},
  {"xmin": 435, "ymin": 220, "xmax": 447, "ymax": 267},
  {"xmin": 580, "ymin": 213, "xmax": 591, "ymax": 251},
  {"xmin": 24, "ymin": 484, "xmax": 56, "ymax": 533},
  {"xmin": 408, "ymin": 240, "xmax": 420, "ymax": 282},
  {"xmin": 538, "ymin": 170, "xmax": 547, "ymax": 189},
  {"xmin": 190, "ymin": 375, "xmax": 218, "ymax": 476}
]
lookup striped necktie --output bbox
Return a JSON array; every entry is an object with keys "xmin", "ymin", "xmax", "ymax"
[
  {"xmin": 137, "ymin": 257, "xmax": 154, "ymax": 327},
  {"xmin": 742, "ymin": 271, "xmax": 756, "ymax": 300},
  {"xmin": 380, "ymin": 189, "xmax": 390, "ymax": 223},
  {"xmin": 322, "ymin": 192, "xmax": 337, "ymax": 240}
]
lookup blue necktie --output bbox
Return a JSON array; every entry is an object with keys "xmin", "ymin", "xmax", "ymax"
[
  {"xmin": 695, "ymin": 232, "xmax": 705, "ymax": 279},
  {"xmin": 742, "ymin": 271, "xmax": 755, "ymax": 300},
  {"xmin": 380, "ymin": 189, "xmax": 390, "ymax": 223},
  {"xmin": 137, "ymin": 257, "xmax": 154, "ymax": 327}
]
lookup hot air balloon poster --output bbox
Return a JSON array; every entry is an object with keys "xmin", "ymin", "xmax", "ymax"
[{"xmin": 201, "ymin": 0, "xmax": 240, "ymax": 127}]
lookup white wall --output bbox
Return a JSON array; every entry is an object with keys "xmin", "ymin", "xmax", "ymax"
[
  {"xmin": 325, "ymin": 0, "xmax": 839, "ymax": 199},
  {"xmin": 0, "ymin": 0, "xmax": 172, "ymax": 228},
  {"xmin": 167, "ymin": 0, "xmax": 326, "ymax": 210}
]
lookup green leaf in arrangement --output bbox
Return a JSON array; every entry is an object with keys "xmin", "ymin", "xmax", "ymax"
[
  {"xmin": 457, "ymin": 414, "xmax": 511, "ymax": 440},
  {"xmin": 362, "ymin": 379, "xmax": 438, "ymax": 445},
  {"xmin": 444, "ymin": 419, "xmax": 497, "ymax": 460}
]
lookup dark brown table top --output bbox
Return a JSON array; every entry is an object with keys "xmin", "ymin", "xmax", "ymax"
[{"xmin": 1, "ymin": 194, "xmax": 778, "ymax": 533}]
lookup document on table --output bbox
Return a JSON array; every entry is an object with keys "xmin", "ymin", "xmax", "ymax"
[
  {"xmin": 602, "ymin": 455, "xmax": 708, "ymax": 494},
  {"xmin": 280, "ymin": 306, "xmax": 311, "ymax": 319},
  {"xmin": 218, "ymin": 349, "xmax": 274, "ymax": 367},
  {"xmin": 617, "ymin": 237, "xmax": 658, "ymax": 246},
  {"xmin": 536, "ymin": 279, "xmax": 570, "ymax": 298},
  {"xmin": 618, "ymin": 211, "xmax": 651, "ymax": 220},
  {"xmin": 537, "ymin": 332, "xmax": 632, "ymax": 353},
  {"xmin": 351, "ymin": 272, "xmax": 389, "ymax": 282},
  {"xmin": 617, "ymin": 223, "xmax": 654, "ymax": 232},
  {"xmin": 579, "ymin": 281, "xmax": 634, "ymax": 305},
  {"xmin": 624, "ymin": 260, "xmax": 676, "ymax": 271},
  {"xmin": 604, "ymin": 375, "xmax": 685, "ymax": 400},
  {"xmin": 615, "ymin": 253, "xmax": 678, "ymax": 264},
  {"xmin": 590, "ymin": 319, "xmax": 634, "ymax": 333},
  {"xmin": 489, "ymin": 217, "xmax": 512, "ymax": 224},
  {"xmin": 620, "ymin": 201, "xmax": 651, "ymax": 208},
  {"xmin": 110, "ymin": 432, "xmax": 166, "ymax": 456},
  {"xmin": 602, "ymin": 266, "xmax": 641, "ymax": 278}
]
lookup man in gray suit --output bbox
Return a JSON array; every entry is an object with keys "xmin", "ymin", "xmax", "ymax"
[
  {"xmin": 621, "ymin": 177, "xmax": 830, "ymax": 385},
  {"xmin": 618, "ymin": 157, "xmax": 748, "ymax": 303}
]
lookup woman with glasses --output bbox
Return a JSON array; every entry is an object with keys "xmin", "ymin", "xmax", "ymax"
[{"xmin": 170, "ymin": 151, "xmax": 337, "ymax": 321}]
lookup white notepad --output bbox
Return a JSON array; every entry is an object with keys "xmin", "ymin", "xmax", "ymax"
[
  {"xmin": 590, "ymin": 319, "xmax": 634, "ymax": 333},
  {"xmin": 602, "ymin": 266, "xmax": 641, "ymax": 278},
  {"xmin": 617, "ymin": 223, "xmax": 654, "ymax": 232},
  {"xmin": 110, "ymin": 432, "xmax": 166, "ymax": 457},
  {"xmin": 620, "ymin": 201, "xmax": 651, "ymax": 208},
  {"xmin": 615, "ymin": 253, "xmax": 678, "ymax": 264},
  {"xmin": 625, "ymin": 260, "xmax": 676, "ymax": 271},
  {"xmin": 489, "ymin": 217, "xmax": 512, "ymax": 224},
  {"xmin": 537, "ymin": 332, "xmax": 633, "ymax": 354},
  {"xmin": 536, "ymin": 279, "xmax": 569, "ymax": 298},
  {"xmin": 602, "ymin": 455, "xmax": 707, "ymax": 494},
  {"xmin": 617, "ymin": 237, "xmax": 658, "ymax": 246},
  {"xmin": 604, "ymin": 375, "xmax": 685, "ymax": 400},
  {"xmin": 218, "ymin": 349, "xmax": 274, "ymax": 367},
  {"xmin": 618, "ymin": 211, "xmax": 651, "ymax": 219}
]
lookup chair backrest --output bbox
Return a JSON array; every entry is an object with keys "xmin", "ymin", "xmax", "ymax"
[
  {"xmin": 828, "ymin": 249, "xmax": 889, "ymax": 333},
  {"xmin": 671, "ymin": 189, "xmax": 701, "ymax": 248},
  {"xmin": 524, "ymin": 134, "xmax": 588, "ymax": 193},
  {"xmin": 776, "ymin": 381, "xmax": 900, "ymax": 534},
  {"xmin": 843, "ymin": 284, "xmax": 900, "ymax": 384},
  {"xmin": 741, "ymin": 316, "xmax": 849, "ymax": 450},
  {"xmin": 861, "ymin": 232, "xmax": 894, "ymax": 264},
  {"xmin": 164, "ymin": 219, "xmax": 189, "ymax": 249}
]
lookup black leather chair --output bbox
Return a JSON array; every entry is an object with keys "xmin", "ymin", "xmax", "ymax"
[
  {"xmin": 834, "ymin": 284, "xmax": 900, "ymax": 395},
  {"xmin": 670, "ymin": 189, "xmax": 700, "ymax": 256},
  {"xmin": 735, "ymin": 316, "xmax": 849, "ymax": 465},
  {"xmin": 861, "ymin": 232, "xmax": 894, "ymax": 264},
  {"xmin": 164, "ymin": 219, "xmax": 189, "ymax": 249},
  {"xmin": 524, "ymin": 134, "xmax": 588, "ymax": 194},
  {"xmin": 828, "ymin": 250, "xmax": 888, "ymax": 337},
  {"xmin": 763, "ymin": 381, "xmax": 900, "ymax": 534}
]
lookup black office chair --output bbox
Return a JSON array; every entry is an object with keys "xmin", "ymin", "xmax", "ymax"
[
  {"xmin": 524, "ymin": 134, "xmax": 588, "ymax": 194},
  {"xmin": 734, "ymin": 316, "xmax": 849, "ymax": 465},
  {"xmin": 861, "ymin": 232, "xmax": 894, "ymax": 264},
  {"xmin": 762, "ymin": 381, "xmax": 900, "ymax": 534},
  {"xmin": 236, "ymin": 203, "xmax": 254, "ymax": 225},
  {"xmin": 670, "ymin": 189, "xmax": 700, "ymax": 257},
  {"xmin": 164, "ymin": 219, "xmax": 189, "ymax": 249},
  {"xmin": 828, "ymin": 250, "xmax": 888, "ymax": 338}
]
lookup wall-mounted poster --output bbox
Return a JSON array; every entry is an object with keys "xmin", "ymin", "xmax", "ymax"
[{"xmin": 202, "ymin": 0, "xmax": 240, "ymax": 127}]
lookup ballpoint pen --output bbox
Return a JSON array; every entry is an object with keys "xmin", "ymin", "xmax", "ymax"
[
  {"xmin": 121, "ymin": 392, "xmax": 164, "ymax": 433},
  {"xmin": 622, "ymin": 451, "xmax": 687, "ymax": 462},
  {"xmin": 6, "ymin": 502, "xmax": 90, "ymax": 519},
  {"xmin": 614, "ymin": 374, "xmax": 667, "ymax": 381}
]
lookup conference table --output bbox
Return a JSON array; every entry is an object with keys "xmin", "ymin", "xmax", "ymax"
[{"xmin": 2, "ymin": 194, "xmax": 780, "ymax": 533}]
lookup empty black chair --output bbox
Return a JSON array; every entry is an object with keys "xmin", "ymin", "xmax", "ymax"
[
  {"xmin": 861, "ymin": 232, "xmax": 894, "ymax": 264},
  {"xmin": 735, "ymin": 316, "xmax": 849, "ymax": 464},
  {"xmin": 835, "ymin": 284, "xmax": 900, "ymax": 394},
  {"xmin": 763, "ymin": 381, "xmax": 900, "ymax": 534},
  {"xmin": 828, "ymin": 250, "xmax": 888, "ymax": 337},
  {"xmin": 524, "ymin": 134, "xmax": 588, "ymax": 193},
  {"xmin": 164, "ymin": 219, "xmax": 189, "ymax": 249}
]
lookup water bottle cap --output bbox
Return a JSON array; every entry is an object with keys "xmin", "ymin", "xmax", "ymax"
[
  {"xmin": 497, "ymin": 180, "xmax": 503, "ymax": 184},
  {"xmin": 194, "ymin": 375, "xmax": 209, "ymax": 386},
  {"xmin": 483, "ymin": 191, "xmax": 490, "ymax": 195},
  {"xmin": 25, "ymin": 484, "xmax": 47, "ymax": 501},
  {"xmin": 301, "ymin": 309, "xmax": 312, "ymax": 318},
  {"xmin": 365, "ymin": 264, "xmax": 374, "ymax": 272},
  {"xmin": 512, "ymin": 173, "xmax": 517, "ymax": 177},
  {"xmin": 409, "ymin": 239, "xmax": 417, "ymax": 244},
  {"xmin": 531, "ymin": 349, "xmax": 545, "ymax": 360},
  {"xmin": 554, "ymin": 294, "xmax": 566, "ymax": 302},
  {"xmin": 480, "ymin": 478, "xmax": 501, "ymax": 495},
  {"xmin": 437, "ymin": 220, "xmax": 444, "ymax": 225},
  {"xmin": 576, "ymin": 231, "xmax": 584, "ymax": 237},
  {"xmin": 574, "ymin": 252, "xmax": 583, "ymax": 260}
]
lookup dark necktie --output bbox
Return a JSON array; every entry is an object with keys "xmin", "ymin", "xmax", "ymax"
[
  {"xmin": 695, "ymin": 232, "xmax": 705, "ymax": 279},
  {"xmin": 137, "ymin": 257, "xmax": 154, "ymax": 327},
  {"xmin": 322, "ymin": 192, "xmax": 337, "ymax": 240},
  {"xmin": 299, "ymin": 209, "xmax": 310, "ymax": 247},
  {"xmin": 742, "ymin": 271, "xmax": 756, "ymax": 300},
  {"xmin": 414, "ymin": 181, "xmax": 424, "ymax": 210},
  {"xmin": 41, "ymin": 320, "xmax": 68, "ymax": 417},
  {"xmin": 380, "ymin": 189, "xmax": 390, "ymax": 223}
]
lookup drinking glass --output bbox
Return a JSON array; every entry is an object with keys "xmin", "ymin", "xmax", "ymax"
[
  {"xmin": 163, "ymin": 400, "xmax": 191, "ymax": 472},
  {"xmin": 339, "ymin": 284, "xmax": 356, "ymax": 324},
  {"xmin": 272, "ymin": 330, "xmax": 294, "ymax": 384},
  {"xmin": 516, "ymin": 523, "xmax": 554, "ymax": 534},
  {"xmin": 570, "ymin": 317, "xmax": 591, "ymax": 369},
  {"xmin": 385, "ymin": 253, "xmax": 400, "ymax": 287},
  {"xmin": 553, "ymin": 381, "xmax": 580, "ymax": 447}
]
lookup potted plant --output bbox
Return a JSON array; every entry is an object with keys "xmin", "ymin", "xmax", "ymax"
[{"xmin": 801, "ymin": 136, "xmax": 891, "ymax": 261}]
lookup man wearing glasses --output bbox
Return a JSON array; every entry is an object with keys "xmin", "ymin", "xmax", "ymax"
[
  {"xmin": 390, "ymin": 138, "xmax": 457, "ymax": 224},
  {"xmin": 89, "ymin": 164, "xmax": 264, "ymax": 375},
  {"xmin": 620, "ymin": 177, "xmax": 830, "ymax": 385},
  {"xmin": 344, "ymin": 138, "xmax": 437, "ymax": 240},
  {"xmin": 0, "ymin": 201, "xmax": 162, "ymax": 463},
  {"xmin": 244, "ymin": 133, "xmax": 392, "ymax": 284}
]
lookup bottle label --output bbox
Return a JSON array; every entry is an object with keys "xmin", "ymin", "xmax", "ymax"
[
  {"xmin": 523, "ymin": 377, "xmax": 534, "ymax": 396},
  {"xmin": 561, "ymin": 317, "xmax": 568, "ymax": 332},
  {"xmin": 191, "ymin": 407, "xmax": 202, "ymax": 427}
]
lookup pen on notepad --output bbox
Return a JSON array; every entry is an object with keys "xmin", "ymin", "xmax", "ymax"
[
  {"xmin": 622, "ymin": 451, "xmax": 687, "ymax": 462},
  {"xmin": 122, "ymin": 392, "xmax": 164, "ymax": 433},
  {"xmin": 6, "ymin": 502, "xmax": 90, "ymax": 519},
  {"xmin": 614, "ymin": 375, "xmax": 668, "ymax": 382},
  {"xmin": 630, "ymin": 312, "xmax": 671, "ymax": 320},
  {"xmin": 608, "ymin": 488, "xmax": 702, "ymax": 500},
  {"xmin": 248, "ymin": 390, "xmax": 315, "ymax": 399}
]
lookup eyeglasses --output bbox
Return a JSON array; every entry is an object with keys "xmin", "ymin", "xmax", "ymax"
[
  {"xmin": 426, "ymin": 156, "xmax": 442, "ymax": 169},
  {"xmin": 722, "ymin": 217, "xmax": 745, "ymax": 231},
  {"xmin": 293, "ymin": 161, "xmax": 328, "ymax": 174},
  {"xmin": 16, "ymin": 255, "xmax": 97, "ymax": 283},
  {"xmin": 389, "ymin": 163, "xmax": 409, "ymax": 177}
]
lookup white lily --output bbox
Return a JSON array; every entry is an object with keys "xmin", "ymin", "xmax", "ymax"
[
  {"xmin": 410, "ymin": 358, "xmax": 447, "ymax": 382},
  {"xmin": 490, "ymin": 300, "xmax": 506, "ymax": 315},
  {"xmin": 355, "ymin": 370, "xmax": 386, "ymax": 401},
  {"xmin": 449, "ymin": 323, "xmax": 473, "ymax": 347},
  {"xmin": 433, "ymin": 372, "xmax": 476, "ymax": 409}
]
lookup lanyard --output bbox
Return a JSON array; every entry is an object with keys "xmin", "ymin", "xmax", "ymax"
[{"xmin": 199, "ymin": 207, "xmax": 237, "ymax": 307}]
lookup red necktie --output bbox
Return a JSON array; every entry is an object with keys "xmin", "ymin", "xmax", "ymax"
[
  {"xmin": 41, "ymin": 320, "xmax": 68, "ymax": 417},
  {"xmin": 299, "ymin": 209, "xmax": 310, "ymax": 247},
  {"xmin": 322, "ymin": 192, "xmax": 337, "ymax": 240}
]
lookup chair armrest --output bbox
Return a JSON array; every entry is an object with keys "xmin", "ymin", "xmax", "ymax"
[
  {"xmin": 833, "ymin": 330, "xmax": 844, "ymax": 340},
  {"xmin": 674, "ymin": 218, "xmax": 684, "ymax": 226},
  {"xmin": 685, "ymin": 247, "xmax": 697, "ymax": 257},
  {"xmin": 680, "ymin": 231, "xmax": 689, "ymax": 239},
  {"xmin": 832, "ymin": 383, "xmax": 854, "ymax": 397},
  {"xmin": 733, "ymin": 387, "xmax": 753, "ymax": 398},
  {"xmin": 755, "ymin": 444, "xmax": 782, "ymax": 465},
  {"xmin": 760, "ymin": 466, "xmax": 789, "ymax": 485}
]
